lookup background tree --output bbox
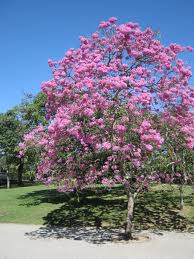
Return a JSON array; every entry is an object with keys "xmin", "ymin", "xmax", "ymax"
[
  {"xmin": 0, "ymin": 92, "xmax": 46, "ymax": 186},
  {"xmin": 18, "ymin": 92, "xmax": 47, "ymax": 183},
  {"xmin": 19, "ymin": 92, "xmax": 47, "ymax": 129},
  {"xmin": 0, "ymin": 108, "xmax": 24, "ymax": 186}
]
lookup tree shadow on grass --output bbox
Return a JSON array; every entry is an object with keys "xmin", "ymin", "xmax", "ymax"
[
  {"xmin": 19, "ymin": 186, "xmax": 127, "ymax": 228},
  {"xmin": 134, "ymin": 189, "xmax": 194, "ymax": 232},
  {"xmin": 19, "ymin": 188, "xmax": 73, "ymax": 206},
  {"xmin": 19, "ymin": 185, "xmax": 194, "ymax": 243}
]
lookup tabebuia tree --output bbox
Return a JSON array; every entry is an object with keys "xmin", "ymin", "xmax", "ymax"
[{"xmin": 19, "ymin": 17, "xmax": 194, "ymax": 239}]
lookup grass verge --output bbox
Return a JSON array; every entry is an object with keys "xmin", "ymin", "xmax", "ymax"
[{"xmin": 0, "ymin": 184, "xmax": 193, "ymax": 231}]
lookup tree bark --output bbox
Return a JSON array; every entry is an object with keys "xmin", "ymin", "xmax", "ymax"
[
  {"xmin": 6, "ymin": 171, "xmax": 10, "ymax": 189},
  {"xmin": 125, "ymin": 191, "xmax": 135, "ymax": 240},
  {"xmin": 179, "ymin": 185, "xmax": 184, "ymax": 210},
  {"xmin": 17, "ymin": 159, "xmax": 24, "ymax": 186}
]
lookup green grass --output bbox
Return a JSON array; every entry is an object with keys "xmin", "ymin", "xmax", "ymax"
[
  {"xmin": 0, "ymin": 184, "xmax": 193, "ymax": 232},
  {"xmin": 0, "ymin": 185, "xmax": 60, "ymax": 224}
]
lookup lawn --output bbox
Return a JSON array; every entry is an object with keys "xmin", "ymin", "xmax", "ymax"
[{"xmin": 0, "ymin": 184, "xmax": 193, "ymax": 232}]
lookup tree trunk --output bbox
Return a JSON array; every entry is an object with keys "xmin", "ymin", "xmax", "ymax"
[
  {"xmin": 125, "ymin": 192, "xmax": 135, "ymax": 240},
  {"xmin": 6, "ymin": 171, "xmax": 10, "ymax": 189},
  {"xmin": 179, "ymin": 185, "xmax": 184, "ymax": 210},
  {"xmin": 17, "ymin": 159, "xmax": 24, "ymax": 186}
]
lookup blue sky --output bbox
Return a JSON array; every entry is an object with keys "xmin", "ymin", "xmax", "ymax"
[{"xmin": 0, "ymin": 0, "xmax": 194, "ymax": 112}]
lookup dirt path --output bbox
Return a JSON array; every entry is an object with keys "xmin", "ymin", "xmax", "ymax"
[{"xmin": 0, "ymin": 223, "xmax": 194, "ymax": 259}]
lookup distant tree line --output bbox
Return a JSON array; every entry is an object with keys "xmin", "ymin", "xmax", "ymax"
[{"xmin": 0, "ymin": 92, "xmax": 47, "ymax": 186}]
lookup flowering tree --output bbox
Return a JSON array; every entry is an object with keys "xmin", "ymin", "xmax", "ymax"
[{"xmin": 20, "ymin": 17, "xmax": 193, "ymax": 239}]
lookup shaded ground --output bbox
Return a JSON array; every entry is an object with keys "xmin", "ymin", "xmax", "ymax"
[{"xmin": 0, "ymin": 223, "xmax": 194, "ymax": 259}]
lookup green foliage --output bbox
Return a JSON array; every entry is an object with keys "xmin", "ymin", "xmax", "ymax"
[
  {"xmin": 0, "ymin": 107, "xmax": 23, "ymax": 172},
  {"xmin": 19, "ymin": 92, "xmax": 47, "ymax": 129},
  {"xmin": 0, "ymin": 92, "xmax": 47, "ymax": 182}
]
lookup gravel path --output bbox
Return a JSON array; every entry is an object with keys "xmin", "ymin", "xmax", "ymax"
[{"xmin": 0, "ymin": 223, "xmax": 194, "ymax": 259}]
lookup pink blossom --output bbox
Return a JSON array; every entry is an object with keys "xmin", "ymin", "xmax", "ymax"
[
  {"xmin": 144, "ymin": 144, "xmax": 153, "ymax": 151},
  {"xmin": 102, "ymin": 142, "xmax": 111, "ymax": 150},
  {"xmin": 109, "ymin": 17, "xmax": 118, "ymax": 23},
  {"xmin": 99, "ymin": 21, "xmax": 110, "ymax": 28},
  {"xmin": 115, "ymin": 124, "xmax": 126, "ymax": 134}
]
